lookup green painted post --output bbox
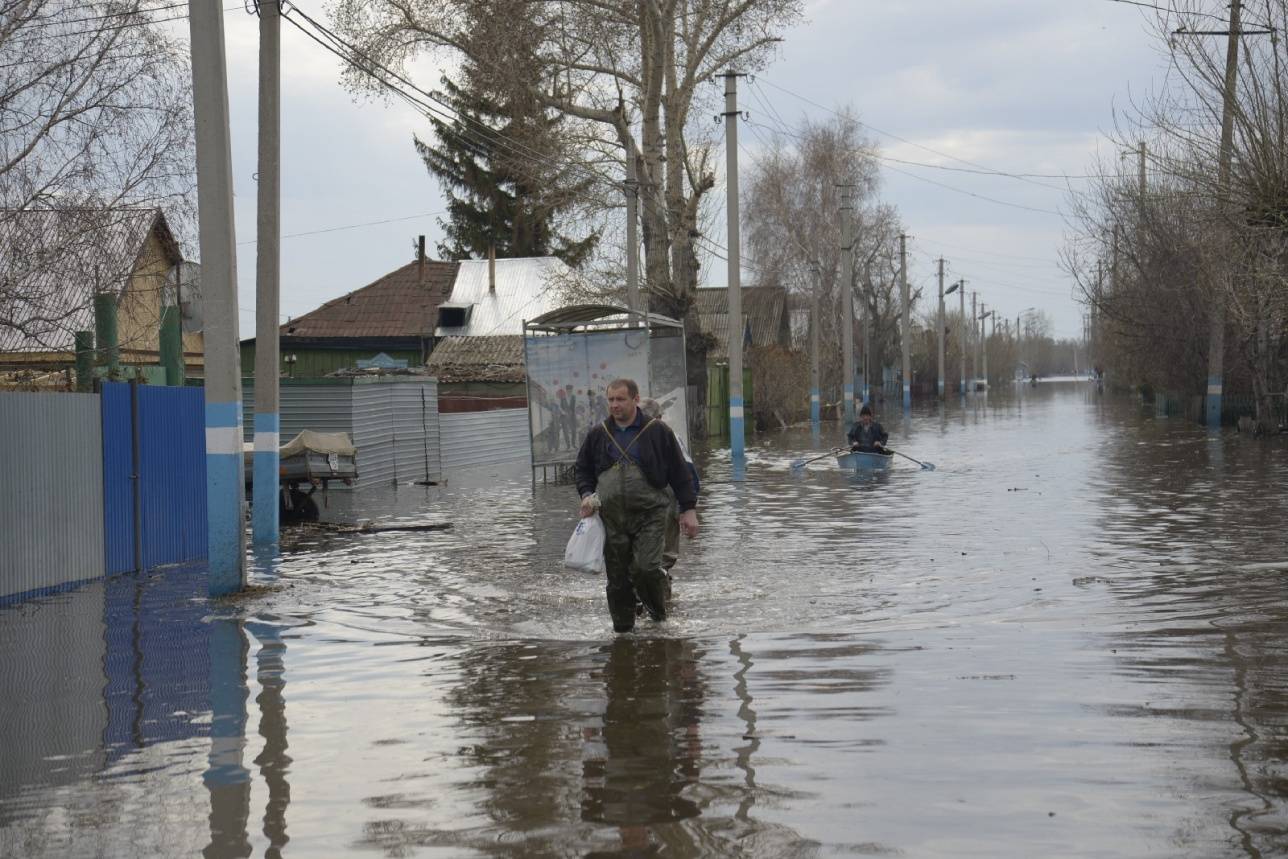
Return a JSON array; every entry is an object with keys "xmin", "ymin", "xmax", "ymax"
[
  {"xmin": 94, "ymin": 294, "xmax": 119, "ymax": 377},
  {"xmin": 159, "ymin": 304, "xmax": 184, "ymax": 385},
  {"xmin": 74, "ymin": 331, "xmax": 94, "ymax": 392}
]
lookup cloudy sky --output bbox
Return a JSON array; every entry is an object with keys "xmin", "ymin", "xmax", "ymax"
[{"xmin": 212, "ymin": 0, "xmax": 1180, "ymax": 342}]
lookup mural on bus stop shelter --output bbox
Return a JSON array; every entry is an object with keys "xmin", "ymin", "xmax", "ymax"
[{"xmin": 525, "ymin": 329, "xmax": 688, "ymax": 464}]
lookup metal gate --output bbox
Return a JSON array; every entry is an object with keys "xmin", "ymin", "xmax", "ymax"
[{"xmin": 101, "ymin": 382, "xmax": 207, "ymax": 575}]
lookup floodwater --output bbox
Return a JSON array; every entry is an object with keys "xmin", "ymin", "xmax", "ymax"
[{"xmin": 4, "ymin": 382, "xmax": 1288, "ymax": 857}]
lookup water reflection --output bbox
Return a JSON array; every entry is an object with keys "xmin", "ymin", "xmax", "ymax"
[
  {"xmin": 6, "ymin": 387, "xmax": 1288, "ymax": 856},
  {"xmin": 582, "ymin": 638, "xmax": 705, "ymax": 852}
]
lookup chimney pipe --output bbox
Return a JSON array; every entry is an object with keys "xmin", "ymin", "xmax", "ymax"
[
  {"xmin": 488, "ymin": 243, "xmax": 496, "ymax": 294},
  {"xmin": 417, "ymin": 235, "xmax": 425, "ymax": 283}
]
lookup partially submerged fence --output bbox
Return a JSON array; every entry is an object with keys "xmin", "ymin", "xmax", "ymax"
[{"xmin": 0, "ymin": 382, "xmax": 207, "ymax": 602}]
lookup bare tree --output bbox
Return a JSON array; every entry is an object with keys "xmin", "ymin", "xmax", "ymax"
[
  {"xmin": 328, "ymin": 0, "xmax": 805, "ymax": 430},
  {"xmin": 742, "ymin": 111, "xmax": 903, "ymax": 406},
  {"xmin": 1067, "ymin": 0, "xmax": 1288, "ymax": 429},
  {"xmin": 0, "ymin": 1, "xmax": 195, "ymax": 345}
]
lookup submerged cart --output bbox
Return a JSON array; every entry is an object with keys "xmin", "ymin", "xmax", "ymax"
[{"xmin": 245, "ymin": 430, "xmax": 358, "ymax": 522}]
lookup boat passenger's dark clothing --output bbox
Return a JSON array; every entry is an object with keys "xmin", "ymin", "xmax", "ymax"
[
  {"xmin": 575, "ymin": 413, "xmax": 697, "ymax": 512},
  {"xmin": 847, "ymin": 420, "xmax": 888, "ymax": 451}
]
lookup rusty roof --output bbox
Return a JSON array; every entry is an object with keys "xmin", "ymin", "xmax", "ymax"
[
  {"xmin": 694, "ymin": 286, "xmax": 790, "ymax": 359},
  {"xmin": 278, "ymin": 259, "xmax": 459, "ymax": 341},
  {"xmin": 425, "ymin": 334, "xmax": 525, "ymax": 383},
  {"xmin": 0, "ymin": 208, "xmax": 182, "ymax": 353}
]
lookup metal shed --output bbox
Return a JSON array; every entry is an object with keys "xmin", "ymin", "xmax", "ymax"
[{"xmin": 243, "ymin": 375, "xmax": 441, "ymax": 488}]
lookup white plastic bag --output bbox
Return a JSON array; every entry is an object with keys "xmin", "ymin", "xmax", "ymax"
[{"xmin": 564, "ymin": 513, "xmax": 606, "ymax": 574}]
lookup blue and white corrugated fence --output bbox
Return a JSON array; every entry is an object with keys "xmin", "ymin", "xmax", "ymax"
[{"xmin": 0, "ymin": 382, "xmax": 208, "ymax": 604}]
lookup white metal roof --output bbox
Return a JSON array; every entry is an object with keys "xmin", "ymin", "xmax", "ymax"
[{"xmin": 433, "ymin": 257, "xmax": 571, "ymax": 338}]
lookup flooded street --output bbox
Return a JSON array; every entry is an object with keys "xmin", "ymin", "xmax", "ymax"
[{"xmin": 4, "ymin": 382, "xmax": 1288, "ymax": 857}]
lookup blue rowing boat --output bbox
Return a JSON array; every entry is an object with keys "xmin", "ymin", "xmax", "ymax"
[{"xmin": 835, "ymin": 449, "xmax": 894, "ymax": 471}]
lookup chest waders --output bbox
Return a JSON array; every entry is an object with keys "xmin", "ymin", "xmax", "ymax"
[{"xmin": 598, "ymin": 421, "xmax": 672, "ymax": 632}]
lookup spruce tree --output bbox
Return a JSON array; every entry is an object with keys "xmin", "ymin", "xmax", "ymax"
[{"xmin": 415, "ymin": 51, "xmax": 596, "ymax": 267}]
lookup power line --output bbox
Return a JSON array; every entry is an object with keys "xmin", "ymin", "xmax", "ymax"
[
  {"xmin": 752, "ymin": 77, "xmax": 1081, "ymax": 195},
  {"xmin": 235, "ymin": 210, "xmax": 446, "ymax": 246}
]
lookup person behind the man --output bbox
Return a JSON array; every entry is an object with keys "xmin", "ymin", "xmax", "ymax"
[
  {"xmin": 575, "ymin": 379, "xmax": 699, "ymax": 633},
  {"xmin": 847, "ymin": 403, "xmax": 889, "ymax": 452},
  {"xmin": 639, "ymin": 397, "xmax": 700, "ymax": 592}
]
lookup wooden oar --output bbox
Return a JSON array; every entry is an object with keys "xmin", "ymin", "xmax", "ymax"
[
  {"xmin": 888, "ymin": 448, "xmax": 936, "ymax": 471},
  {"xmin": 790, "ymin": 446, "xmax": 846, "ymax": 469}
]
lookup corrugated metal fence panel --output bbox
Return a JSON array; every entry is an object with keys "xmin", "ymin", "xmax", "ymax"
[
  {"xmin": 137, "ymin": 385, "xmax": 207, "ymax": 567},
  {"xmin": 242, "ymin": 380, "xmax": 354, "ymax": 444},
  {"xmin": 351, "ymin": 381, "xmax": 396, "ymax": 486},
  {"xmin": 0, "ymin": 392, "xmax": 107, "ymax": 598},
  {"xmin": 391, "ymin": 379, "xmax": 441, "ymax": 484},
  {"xmin": 440, "ymin": 408, "xmax": 530, "ymax": 471},
  {"xmin": 101, "ymin": 384, "xmax": 135, "ymax": 575}
]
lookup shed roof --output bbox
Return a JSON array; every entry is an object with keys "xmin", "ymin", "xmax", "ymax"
[
  {"xmin": 275, "ymin": 259, "xmax": 458, "ymax": 341},
  {"xmin": 694, "ymin": 286, "xmax": 789, "ymax": 358},
  {"xmin": 433, "ymin": 257, "xmax": 570, "ymax": 338},
  {"xmin": 0, "ymin": 208, "xmax": 182, "ymax": 353},
  {"xmin": 425, "ymin": 334, "xmax": 525, "ymax": 383}
]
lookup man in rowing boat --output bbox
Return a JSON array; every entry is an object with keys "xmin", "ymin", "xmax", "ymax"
[
  {"xmin": 847, "ymin": 403, "xmax": 889, "ymax": 453},
  {"xmin": 575, "ymin": 379, "xmax": 699, "ymax": 633}
]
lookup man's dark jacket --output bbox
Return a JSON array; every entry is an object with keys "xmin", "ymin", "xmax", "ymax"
[
  {"xmin": 575, "ymin": 416, "xmax": 698, "ymax": 512},
  {"xmin": 847, "ymin": 420, "xmax": 889, "ymax": 449}
]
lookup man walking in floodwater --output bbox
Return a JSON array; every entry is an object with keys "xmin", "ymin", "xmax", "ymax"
[
  {"xmin": 847, "ymin": 403, "xmax": 889, "ymax": 452},
  {"xmin": 575, "ymin": 379, "xmax": 699, "ymax": 633}
]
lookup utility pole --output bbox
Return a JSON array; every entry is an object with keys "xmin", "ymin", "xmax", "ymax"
[
  {"xmin": 899, "ymin": 233, "xmax": 910, "ymax": 410},
  {"xmin": 936, "ymin": 258, "xmax": 946, "ymax": 399},
  {"xmin": 980, "ymin": 307, "xmax": 991, "ymax": 390},
  {"xmin": 1208, "ymin": 0, "xmax": 1243, "ymax": 428},
  {"xmin": 1137, "ymin": 142, "xmax": 1147, "ymax": 203},
  {"xmin": 839, "ymin": 185, "xmax": 856, "ymax": 424},
  {"xmin": 809, "ymin": 261, "xmax": 821, "ymax": 435},
  {"xmin": 722, "ymin": 72, "xmax": 745, "ymax": 468},
  {"xmin": 189, "ymin": 0, "xmax": 245, "ymax": 595},
  {"xmin": 970, "ymin": 291, "xmax": 978, "ymax": 391},
  {"xmin": 861, "ymin": 263, "xmax": 871, "ymax": 404},
  {"xmin": 252, "ymin": 0, "xmax": 281, "ymax": 549},
  {"xmin": 958, "ymin": 280, "xmax": 967, "ymax": 395},
  {"xmin": 625, "ymin": 152, "xmax": 640, "ymax": 319}
]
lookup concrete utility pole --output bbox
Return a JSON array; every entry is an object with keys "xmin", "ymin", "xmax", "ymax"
[
  {"xmin": 899, "ymin": 233, "xmax": 911, "ymax": 409},
  {"xmin": 861, "ymin": 262, "xmax": 871, "ymax": 404},
  {"xmin": 810, "ymin": 261, "xmax": 821, "ymax": 434},
  {"xmin": 252, "ymin": 0, "xmax": 281, "ymax": 549},
  {"xmin": 1207, "ymin": 0, "xmax": 1243, "ymax": 428},
  {"xmin": 958, "ymin": 280, "xmax": 967, "ymax": 395},
  {"xmin": 980, "ymin": 307, "xmax": 991, "ymax": 390},
  {"xmin": 1137, "ymin": 142, "xmax": 1147, "ymax": 203},
  {"xmin": 936, "ymin": 258, "xmax": 946, "ymax": 398},
  {"xmin": 970, "ymin": 291, "xmax": 978, "ymax": 391},
  {"xmin": 722, "ymin": 72, "xmax": 745, "ymax": 468},
  {"xmin": 189, "ymin": 0, "xmax": 245, "ymax": 595},
  {"xmin": 839, "ymin": 185, "xmax": 856, "ymax": 424},
  {"xmin": 625, "ymin": 152, "xmax": 640, "ymax": 319}
]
